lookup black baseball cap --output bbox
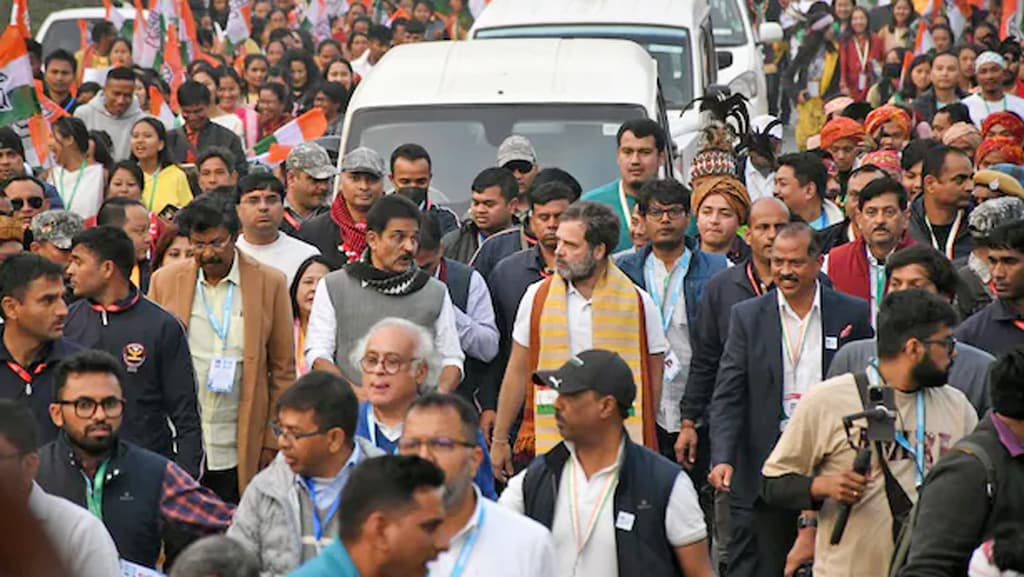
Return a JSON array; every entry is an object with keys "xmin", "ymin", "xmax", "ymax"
[{"xmin": 531, "ymin": 349, "xmax": 636, "ymax": 407}]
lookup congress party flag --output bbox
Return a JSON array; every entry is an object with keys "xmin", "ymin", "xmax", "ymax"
[
  {"xmin": 0, "ymin": 26, "xmax": 41, "ymax": 126},
  {"xmin": 252, "ymin": 108, "xmax": 328, "ymax": 155},
  {"xmin": 149, "ymin": 85, "xmax": 176, "ymax": 129},
  {"xmin": 12, "ymin": 0, "xmax": 30, "ymax": 37}
]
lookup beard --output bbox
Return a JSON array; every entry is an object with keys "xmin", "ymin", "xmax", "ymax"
[
  {"xmin": 442, "ymin": 461, "xmax": 475, "ymax": 511},
  {"xmin": 69, "ymin": 423, "xmax": 118, "ymax": 455},
  {"xmin": 910, "ymin": 354, "xmax": 952, "ymax": 390},
  {"xmin": 555, "ymin": 249, "xmax": 598, "ymax": 282}
]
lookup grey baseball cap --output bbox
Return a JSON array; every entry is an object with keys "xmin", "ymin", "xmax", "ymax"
[
  {"xmin": 497, "ymin": 135, "xmax": 537, "ymax": 167},
  {"xmin": 341, "ymin": 147, "xmax": 386, "ymax": 178},
  {"xmin": 287, "ymin": 142, "xmax": 338, "ymax": 180},
  {"xmin": 532, "ymin": 349, "xmax": 636, "ymax": 407},
  {"xmin": 969, "ymin": 196, "xmax": 1024, "ymax": 240},
  {"xmin": 31, "ymin": 210, "xmax": 83, "ymax": 250}
]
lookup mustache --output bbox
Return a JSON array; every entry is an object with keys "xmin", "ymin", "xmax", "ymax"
[{"xmin": 777, "ymin": 274, "xmax": 800, "ymax": 283}]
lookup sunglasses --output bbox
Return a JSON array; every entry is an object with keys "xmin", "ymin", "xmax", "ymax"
[
  {"xmin": 10, "ymin": 197, "xmax": 44, "ymax": 211},
  {"xmin": 504, "ymin": 160, "xmax": 534, "ymax": 174}
]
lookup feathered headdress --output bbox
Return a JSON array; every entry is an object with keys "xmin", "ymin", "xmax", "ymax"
[
  {"xmin": 687, "ymin": 90, "xmax": 750, "ymax": 155},
  {"xmin": 743, "ymin": 116, "xmax": 784, "ymax": 166}
]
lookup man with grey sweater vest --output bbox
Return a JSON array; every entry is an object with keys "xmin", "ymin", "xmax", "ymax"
[{"xmin": 305, "ymin": 195, "xmax": 465, "ymax": 393}]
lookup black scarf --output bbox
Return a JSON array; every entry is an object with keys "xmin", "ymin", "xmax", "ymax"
[{"xmin": 345, "ymin": 250, "xmax": 431, "ymax": 296}]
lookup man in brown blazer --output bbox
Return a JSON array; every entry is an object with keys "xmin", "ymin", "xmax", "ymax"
[{"xmin": 149, "ymin": 194, "xmax": 294, "ymax": 501}]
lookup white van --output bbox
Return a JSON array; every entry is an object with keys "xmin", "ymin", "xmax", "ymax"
[
  {"xmin": 34, "ymin": 8, "xmax": 141, "ymax": 60},
  {"xmin": 337, "ymin": 39, "xmax": 676, "ymax": 214}
]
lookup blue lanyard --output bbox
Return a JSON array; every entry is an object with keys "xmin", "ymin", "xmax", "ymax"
[
  {"xmin": 813, "ymin": 207, "xmax": 828, "ymax": 230},
  {"xmin": 436, "ymin": 504, "xmax": 486, "ymax": 577},
  {"xmin": 893, "ymin": 392, "xmax": 926, "ymax": 486},
  {"xmin": 197, "ymin": 279, "xmax": 234, "ymax": 350},
  {"xmin": 302, "ymin": 477, "xmax": 344, "ymax": 542},
  {"xmin": 644, "ymin": 249, "xmax": 691, "ymax": 333}
]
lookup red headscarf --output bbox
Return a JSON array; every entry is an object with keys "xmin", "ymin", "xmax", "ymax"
[
  {"xmin": 976, "ymin": 136, "xmax": 1024, "ymax": 167},
  {"xmin": 980, "ymin": 111, "xmax": 1024, "ymax": 140},
  {"xmin": 820, "ymin": 117, "xmax": 867, "ymax": 150},
  {"xmin": 864, "ymin": 105, "xmax": 912, "ymax": 139}
]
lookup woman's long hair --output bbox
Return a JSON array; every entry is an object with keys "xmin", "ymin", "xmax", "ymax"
[
  {"xmin": 898, "ymin": 53, "xmax": 931, "ymax": 101},
  {"xmin": 129, "ymin": 117, "xmax": 174, "ymax": 170}
]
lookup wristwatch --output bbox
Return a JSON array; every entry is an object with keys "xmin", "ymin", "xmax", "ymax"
[{"xmin": 797, "ymin": 515, "xmax": 818, "ymax": 529}]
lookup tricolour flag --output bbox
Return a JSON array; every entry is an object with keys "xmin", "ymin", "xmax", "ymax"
[
  {"xmin": 12, "ymin": 0, "xmax": 30, "ymax": 37},
  {"xmin": 252, "ymin": 108, "xmax": 328, "ymax": 155},
  {"xmin": 1000, "ymin": 0, "xmax": 1021, "ymax": 39},
  {"xmin": 224, "ymin": 0, "xmax": 252, "ymax": 52},
  {"xmin": 104, "ymin": 0, "xmax": 127, "ymax": 32},
  {"xmin": 302, "ymin": 0, "xmax": 332, "ymax": 44},
  {"xmin": 0, "ymin": 27, "xmax": 41, "ymax": 126},
  {"xmin": 469, "ymin": 0, "xmax": 490, "ymax": 18},
  {"xmin": 132, "ymin": 0, "xmax": 148, "ymax": 60},
  {"xmin": 149, "ymin": 86, "xmax": 176, "ymax": 128},
  {"xmin": 37, "ymin": 92, "xmax": 70, "ymax": 123}
]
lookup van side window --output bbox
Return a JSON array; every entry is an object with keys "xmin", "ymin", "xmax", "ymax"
[{"xmin": 701, "ymin": 25, "xmax": 717, "ymax": 88}]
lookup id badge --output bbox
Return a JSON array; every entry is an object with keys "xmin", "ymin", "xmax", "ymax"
[
  {"xmin": 807, "ymin": 81, "xmax": 820, "ymax": 98},
  {"xmin": 663, "ymin": 349, "xmax": 682, "ymax": 384},
  {"xmin": 858, "ymin": 72, "xmax": 867, "ymax": 91},
  {"xmin": 207, "ymin": 356, "xmax": 239, "ymax": 393},
  {"xmin": 783, "ymin": 392, "xmax": 802, "ymax": 419}
]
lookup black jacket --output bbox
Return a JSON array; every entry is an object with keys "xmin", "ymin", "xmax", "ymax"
[
  {"xmin": 442, "ymin": 219, "xmax": 485, "ymax": 264},
  {"xmin": 522, "ymin": 435, "xmax": 684, "ymax": 577},
  {"xmin": 37, "ymin": 434, "xmax": 168, "ymax": 567},
  {"xmin": 63, "ymin": 287, "xmax": 203, "ymax": 477},
  {"xmin": 911, "ymin": 87, "xmax": 967, "ymax": 124},
  {"xmin": 907, "ymin": 195, "xmax": 973, "ymax": 268},
  {"xmin": 0, "ymin": 331, "xmax": 83, "ymax": 445},
  {"xmin": 899, "ymin": 416, "xmax": 1024, "ymax": 577},
  {"xmin": 955, "ymin": 298, "xmax": 1024, "ymax": 357},
  {"xmin": 470, "ymin": 226, "xmax": 533, "ymax": 280},
  {"xmin": 296, "ymin": 213, "xmax": 349, "ymax": 269},
  {"xmin": 166, "ymin": 120, "xmax": 248, "ymax": 177},
  {"xmin": 709, "ymin": 286, "xmax": 873, "ymax": 507}
]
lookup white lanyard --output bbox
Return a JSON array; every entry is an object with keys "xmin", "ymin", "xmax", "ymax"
[
  {"xmin": 925, "ymin": 210, "xmax": 962, "ymax": 261},
  {"xmin": 854, "ymin": 37, "xmax": 870, "ymax": 71},
  {"xmin": 568, "ymin": 458, "xmax": 618, "ymax": 555},
  {"xmin": 618, "ymin": 184, "xmax": 633, "ymax": 233},
  {"xmin": 781, "ymin": 306, "xmax": 812, "ymax": 370}
]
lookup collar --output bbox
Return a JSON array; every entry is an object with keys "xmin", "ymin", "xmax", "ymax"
[
  {"xmin": 564, "ymin": 436, "xmax": 627, "ymax": 477},
  {"xmin": 199, "ymin": 250, "xmax": 241, "ymax": 287},
  {"xmin": 777, "ymin": 282, "xmax": 822, "ymax": 317},
  {"xmin": 88, "ymin": 285, "xmax": 140, "ymax": 313},
  {"xmin": 0, "ymin": 327, "xmax": 63, "ymax": 365},
  {"xmin": 992, "ymin": 413, "xmax": 1024, "ymax": 457},
  {"xmin": 448, "ymin": 486, "xmax": 485, "ymax": 543},
  {"xmin": 27, "ymin": 482, "xmax": 47, "ymax": 519},
  {"xmin": 991, "ymin": 298, "xmax": 1024, "ymax": 322},
  {"xmin": 296, "ymin": 442, "xmax": 364, "ymax": 488}
]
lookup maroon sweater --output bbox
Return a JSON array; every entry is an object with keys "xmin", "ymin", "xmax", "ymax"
[{"xmin": 827, "ymin": 233, "xmax": 915, "ymax": 301}]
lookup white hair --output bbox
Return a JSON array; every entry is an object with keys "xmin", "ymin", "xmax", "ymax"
[{"xmin": 349, "ymin": 317, "xmax": 440, "ymax": 389}]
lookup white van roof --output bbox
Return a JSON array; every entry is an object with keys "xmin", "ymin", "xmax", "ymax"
[
  {"xmin": 471, "ymin": 0, "xmax": 709, "ymax": 33},
  {"xmin": 348, "ymin": 38, "xmax": 658, "ymax": 111}
]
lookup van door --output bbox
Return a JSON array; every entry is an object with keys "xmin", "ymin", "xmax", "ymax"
[{"xmin": 656, "ymin": 82, "xmax": 676, "ymax": 180}]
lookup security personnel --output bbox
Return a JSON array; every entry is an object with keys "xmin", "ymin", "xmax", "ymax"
[{"xmin": 63, "ymin": 226, "xmax": 203, "ymax": 477}]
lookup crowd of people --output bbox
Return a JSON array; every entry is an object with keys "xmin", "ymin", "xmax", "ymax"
[{"xmin": 1, "ymin": 0, "xmax": 1024, "ymax": 577}]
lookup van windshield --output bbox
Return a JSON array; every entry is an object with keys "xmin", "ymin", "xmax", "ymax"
[
  {"xmin": 41, "ymin": 19, "xmax": 101, "ymax": 57},
  {"xmin": 474, "ymin": 25, "xmax": 693, "ymax": 108},
  {"xmin": 346, "ymin": 103, "xmax": 649, "ymax": 213},
  {"xmin": 709, "ymin": 0, "xmax": 749, "ymax": 47}
]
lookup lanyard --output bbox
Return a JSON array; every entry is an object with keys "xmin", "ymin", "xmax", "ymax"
[
  {"xmin": 983, "ymin": 96, "xmax": 1008, "ymax": 115},
  {"xmin": 56, "ymin": 161, "xmax": 87, "ymax": 211},
  {"xmin": 197, "ymin": 279, "xmax": 234, "ymax": 351},
  {"xmin": 924, "ymin": 211, "xmax": 962, "ymax": 261},
  {"xmin": 282, "ymin": 208, "xmax": 301, "ymax": 231},
  {"xmin": 780, "ymin": 306, "xmax": 812, "ymax": 370},
  {"xmin": 893, "ymin": 392, "xmax": 926, "ymax": 486},
  {"xmin": 367, "ymin": 405, "xmax": 379, "ymax": 447},
  {"xmin": 6, "ymin": 360, "xmax": 47, "ymax": 396},
  {"xmin": 84, "ymin": 460, "xmax": 109, "ymax": 521},
  {"xmin": 854, "ymin": 36, "xmax": 870, "ymax": 71},
  {"xmin": 871, "ymin": 258, "xmax": 887, "ymax": 309},
  {"xmin": 437, "ymin": 505, "xmax": 486, "ymax": 577},
  {"xmin": 618, "ymin": 185, "xmax": 633, "ymax": 233},
  {"xmin": 302, "ymin": 477, "xmax": 344, "ymax": 543},
  {"xmin": 813, "ymin": 206, "xmax": 828, "ymax": 230},
  {"xmin": 746, "ymin": 261, "xmax": 767, "ymax": 296},
  {"xmin": 146, "ymin": 168, "xmax": 162, "ymax": 211},
  {"xmin": 568, "ymin": 458, "xmax": 618, "ymax": 554},
  {"xmin": 644, "ymin": 249, "xmax": 691, "ymax": 333}
]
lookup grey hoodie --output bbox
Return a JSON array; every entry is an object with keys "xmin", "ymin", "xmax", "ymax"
[
  {"xmin": 73, "ymin": 92, "xmax": 147, "ymax": 161},
  {"xmin": 227, "ymin": 437, "xmax": 384, "ymax": 577}
]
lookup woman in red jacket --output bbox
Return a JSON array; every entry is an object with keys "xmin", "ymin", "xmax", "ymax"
[{"xmin": 839, "ymin": 6, "xmax": 884, "ymax": 102}]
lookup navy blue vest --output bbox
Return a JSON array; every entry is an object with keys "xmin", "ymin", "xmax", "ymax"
[
  {"xmin": 521, "ymin": 435, "xmax": 683, "ymax": 577},
  {"xmin": 36, "ymin": 434, "xmax": 167, "ymax": 567}
]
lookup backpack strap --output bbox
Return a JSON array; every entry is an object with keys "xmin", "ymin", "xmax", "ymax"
[{"xmin": 953, "ymin": 440, "xmax": 997, "ymax": 501}]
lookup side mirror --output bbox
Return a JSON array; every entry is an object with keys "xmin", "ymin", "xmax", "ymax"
[
  {"xmin": 716, "ymin": 51, "xmax": 734, "ymax": 70},
  {"xmin": 758, "ymin": 22, "xmax": 784, "ymax": 43}
]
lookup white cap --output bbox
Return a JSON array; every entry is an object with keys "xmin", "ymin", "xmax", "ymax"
[{"xmin": 752, "ymin": 114, "xmax": 783, "ymax": 140}]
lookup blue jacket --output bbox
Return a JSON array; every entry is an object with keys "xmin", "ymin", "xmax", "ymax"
[
  {"xmin": 287, "ymin": 538, "xmax": 361, "ymax": 577},
  {"xmin": 355, "ymin": 402, "xmax": 498, "ymax": 500},
  {"xmin": 615, "ymin": 241, "xmax": 728, "ymax": 334}
]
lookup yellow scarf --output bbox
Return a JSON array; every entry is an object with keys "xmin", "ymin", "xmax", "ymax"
[{"xmin": 516, "ymin": 263, "xmax": 652, "ymax": 457}]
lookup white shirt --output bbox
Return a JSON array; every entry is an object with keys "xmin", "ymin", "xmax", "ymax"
[
  {"xmin": 236, "ymin": 232, "xmax": 320, "ymax": 286},
  {"xmin": 963, "ymin": 93, "xmax": 1024, "ymax": 128},
  {"xmin": 28, "ymin": 483, "xmax": 122, "ymax": 577},
  {"xmin": 304, "ymin": 278, "xmax": 465, "ymax": 374},
  {"xmin": 744, "ymin": 161, "xmax": 775, "ymax": 202},
  {"xmin": 429, "ymin": 487, "xmax": 558, "ymax": 577},
  {"xmin": 512, "ymin": 279, "xmax": 668, "ymax": 355},
  {"xmin": 437, "ymin": 264, "xmax": 499, "ymax": 362},
  {"xmin": 647, "ymin": 253, "xmax": 692, "ymax": 432},
  {"xmin": 778, "ymin": 284, "xmax": 824, "ymax": 431},
  {"xmin": 48, "ymin": 163, "xmax": 105, "ymax": 220},
  {"xmin": 500, "ymin": 440, "xmax": 707, "ymax": 577},
  {"xmin": 351, "ymin": 51, "xmax": 374, "ymax": 78}
]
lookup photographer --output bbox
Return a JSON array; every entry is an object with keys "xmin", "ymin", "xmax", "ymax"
[{"xmin": 759, "ymin": 290, "xmax": 977, "ymax": 577}]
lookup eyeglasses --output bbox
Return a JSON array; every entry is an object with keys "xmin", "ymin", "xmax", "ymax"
[
  {"xmin": 191, "ymin": 236, "xmax": 232, "ymax": 251},
  {"xmin": 270, "ymin": 422, "xmax": 328, "ymax": 443},
  {"xmin": 10, "ymin": 197, "xmax": 44, "ymax": 211},
  {"xmin": 360, "ymin": 353, "xmax": 420, "ymax": 375},
  {"xmin": 397, "ymin": 437, "xmax": 476, "ymax": 454},
  {"xmin": 922, "ymin": 336, "xmax": 957, "ymax": 354},
  {"xmin": 645, "ymin": 206, "xmax": 687, "ymax": 220},
  {"xmin": 504, "ymin": 160, "xmax": 534, "ymax": 174},
  {"xmin": 54, "ymin": 396, "xmax": 125, "ymax": 419}
]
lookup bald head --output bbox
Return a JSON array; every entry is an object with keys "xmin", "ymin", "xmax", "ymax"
[{"xmin": 746, "ymin": 197, "xmax": 791, "ymax": 263}]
